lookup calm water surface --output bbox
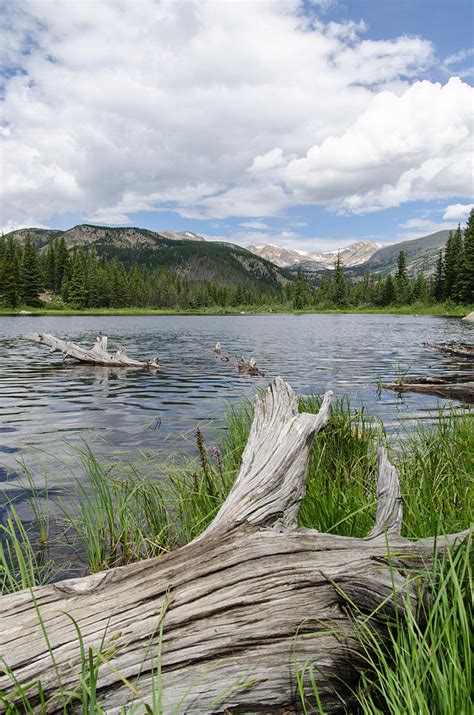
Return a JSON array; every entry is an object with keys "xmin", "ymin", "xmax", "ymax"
[{"xmin": 0, "ymin": 314, "xmax": 472, "ymax": 492}]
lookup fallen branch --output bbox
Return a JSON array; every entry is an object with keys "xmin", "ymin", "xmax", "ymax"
[
  {"xmin": 423, "ymin": 341, "xmax": 474, "ymax": 359},
  {"xmin": 382, "ymin": 375, "xmax": 474, "ymax": 403},
  {"xmin": 27, "ymin": 333, "xmax": 159, "ymax": 369},
  {"xmin": 0, "ymin": 377, "xmax": 468, "ymax": 713}
]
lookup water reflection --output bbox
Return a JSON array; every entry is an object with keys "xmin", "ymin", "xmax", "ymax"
[{"xmin": 0, "ymin": 313, "xmax": 472, "ymax": 488}]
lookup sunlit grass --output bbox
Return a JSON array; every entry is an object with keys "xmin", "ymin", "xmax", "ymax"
[{"xmin": 0, "ymin": 393, "xmax": 471, "ymax": 713}]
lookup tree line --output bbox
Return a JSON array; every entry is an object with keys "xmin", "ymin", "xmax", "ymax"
[
  {"xmin": 0, "ymin": 209, "xmax": 473, "ymax": 310},
  {"xmin": 0, "ymin": 235, "xmax": 276, "ymax": 309},
  {"xmin": 289, "ymin": 210, "xmax": 473, "ymax": 309}
]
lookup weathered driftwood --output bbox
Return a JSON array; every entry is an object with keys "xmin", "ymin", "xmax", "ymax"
[
  {"xmin": 382, "ymin": 375, "xmax": 474, "ymax": 403},
  {"xmin": 423, "ymin": 341, "xmax": 474, "ymax": 359},
  {"xmin": 28, "ymin": 333, "xmax": 159, "ymax": 368},
  {"xmin": 0, "ymin": 378, "xmax": 468, "ymax": 713},
  {"xmin": 213, "ymin": 341, "xmax": 264, "ymax": 375},
  {"xmin": 237, "ymin": 355, "xmax": 264, "ymax": 376}
]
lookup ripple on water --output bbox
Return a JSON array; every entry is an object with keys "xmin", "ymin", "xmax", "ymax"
[{"xmin": 0, "ymin": 313, "xmax": 471, "ymax": 487}]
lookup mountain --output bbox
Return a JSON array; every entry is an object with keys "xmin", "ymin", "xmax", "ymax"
[
  {"xmin": 363, "ymin": 230, "xmax": 451, "ymax": 277},
  {"xmin": 5, "ymin": 224, "xmax": 289, "ymax": 293},
  {"xmin": 250, "ymin": 230, "xmax": 453, "ymax": 278},
  {"xmin": 248, "ymin": 241, "xmax": 382, "ymax": 271}
]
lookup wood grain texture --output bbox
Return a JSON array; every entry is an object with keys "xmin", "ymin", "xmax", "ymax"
[
  {"xmin": 0, "ymin": 378, "xmax": 469, "ymax": 713},
  {"xmin": 27, "ymin": 333, "xmax": 159, "ymax": 368}
]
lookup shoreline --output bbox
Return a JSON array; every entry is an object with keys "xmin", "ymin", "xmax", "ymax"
[{"xmin": 0, "ymin": 305, "xmax": 471, "ymax": 318}]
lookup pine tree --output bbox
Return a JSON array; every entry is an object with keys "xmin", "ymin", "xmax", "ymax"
[
  {"xmin": 1, "ymin": 237, "xmax": 20, "ymax": 307},
  {"xmin": 45, "ymin": 242, "xmax": 57, "ymax": 292},
  {"xmin": 85, "ymin": 249, "xmax": 101, "ymax": 307},
  {"xmin": 293, "ymin": 268, "xmax": 307, "ymax": 310},
  {"xmin": 395, "ymin": 250, "xmax": 410, "ymax": 304},
  {"xmin": 68, "ymin": 249, "xmax": 87, "ymax": 307},
  {"xmin": 443, "ymin": 228, "xmax": 463, "ymax": 300},
  {"xmin": 433, "ymin": 249, "xmax": 444, "ymax": 302},
  {"xmin": 412, "ymin": 272, "xmax": 429, "ymax": 303},
  {"xmin": 55, "ymin": 237, "xmax": 69, "ymax": 292},
  {"xmin": 20, "ymin": 233, "xmax": 41, "ymax": 306},
  {"xmin": 450, "ymin": 225, "xmax": 464, "ymax": 302},
  {"xmin": 109, "ymin": 257, "xmax": 128, "ymax": 307},
  {"xmin": 381, "ymin": 274, "xmax": 396, "ymax": 306},
  {"xmin": 460, "ymin": 209, "xmax": 474, "ymax": 304},
  {"xmin": 332, "ymin": 253, "xmax": 347, "ymax": 306}
]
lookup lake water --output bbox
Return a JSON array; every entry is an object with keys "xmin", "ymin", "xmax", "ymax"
[{"xmin": 0, "ymin": 313, "xmax": 472, "ymax": 495}]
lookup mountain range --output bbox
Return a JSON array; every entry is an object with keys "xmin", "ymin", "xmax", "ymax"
[
  {"xmin": 249, "ymin": 231, "xmax": 452, "ymax": 278},
  {"xmin": 5, "ymin": 225, "xmax": 453, "ymax": 288},
  {"xmin": 247, "ymin": 241, "xmax": 383, "ymax": 270},
  {"xmin": 5, "ymin": 224, "xmax": 288, "ymax": 294}
]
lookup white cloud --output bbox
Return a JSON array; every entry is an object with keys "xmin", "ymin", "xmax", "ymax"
[
  {"xmin": 444, "ymin": 48, "xmax": 474, "ymax": 66},
  {"xmin": 0, "ymin": 0, "xmax": 472, "ymax": 229},
  {"xmin": 240, "ymin": 221, "xmax": 271, "ymax": 230},
  {"xmin": 443, "ymin": 203, "xmax": 474, "ymax": 221}
]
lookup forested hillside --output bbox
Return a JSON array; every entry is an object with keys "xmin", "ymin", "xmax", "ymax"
[{"xmin": 1, "ymin": 212, "xmax": 472, "ymax": 310}]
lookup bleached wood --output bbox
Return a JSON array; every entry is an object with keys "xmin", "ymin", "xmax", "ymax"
[
  {"xmin": 0, "ymin": 378, "xmax": 469, "ymax": 713},
  {"xmin": 369, "ymin": 446, "xmax": 403, "ymax": 538},
  {"xmin": 28, "ymin": 333, "xmax": 159, "ymax": 368},
  {"xmin": 201, "ymin": 377, "xmax": 332, "ymax": 536}
]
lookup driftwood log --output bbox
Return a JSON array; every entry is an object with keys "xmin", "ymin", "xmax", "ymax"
[
  {"xmin": 382, "ymin": 340, "xmax": 474, "ymax": 402},
  {"xmin": 27, "ymin": 333, "xmax": 159, "ymax": 368},
  {"xmin": 423, "ymin": 341, "xmax": 474, "ymax": 359},
  {"xmin": 0, "ymin": 378, "xmax": 468, "ymax": 713},
  {"xmin": 382, "ymin": 375, "xmax": 474, "ymax": 403},
  {"xmin": 213, "ymin": 341, "xmax": 264, "ymax": 376}
]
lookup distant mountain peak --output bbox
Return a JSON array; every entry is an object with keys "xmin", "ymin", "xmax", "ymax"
[{"xmin": 248, "ymin": 240, "xmax": 383, "ymax": 269}]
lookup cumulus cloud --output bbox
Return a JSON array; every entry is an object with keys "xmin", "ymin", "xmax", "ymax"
[
  {"xmin": 443, "ymin": 203, "xmax": 474, "ymax": 221},
  {"xmin": 0, "ymin": 0, "xmax": 472, "ymax": 229}
]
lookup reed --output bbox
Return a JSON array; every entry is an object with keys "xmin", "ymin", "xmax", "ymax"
[{"xmin": 0, "ymin": 394, "xmax": 471, "ymax": 713}]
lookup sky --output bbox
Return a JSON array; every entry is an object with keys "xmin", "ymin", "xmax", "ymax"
[{"xmin": 1, "ymin": 0, "xmax": 473, "ymax": 252}]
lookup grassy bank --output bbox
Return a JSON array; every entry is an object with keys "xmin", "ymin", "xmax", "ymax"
[
  {"xmin": 0, "ymin": 302, "xmax": 471, "ymax": 317},
  {"xmin": 0, "ymin": 395, "xmax": 472, "ymax": 712}
]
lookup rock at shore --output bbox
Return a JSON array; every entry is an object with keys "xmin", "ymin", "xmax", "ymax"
[{"xmin": 462, "ymin": 311, "xmax": 474, "ymax": 322}]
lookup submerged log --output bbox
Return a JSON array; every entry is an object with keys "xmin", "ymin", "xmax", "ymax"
[
  {"xmin": 0, "ymin": 378, "xmax": 468, "ymax": 713},
  {"xmin": 27, "ymin": 333, "xmax": 160, "ymax": 369},
  {"xmin": 382, "ymin": 374, "xmax": 474, "ymax": 403},
  {"xmin": 237, "ymin": 355, "xmax": 265, "ymax": 376},
  {"xmin": 423, "ymin": 341, "xmax": 474, "ymax": 359}
]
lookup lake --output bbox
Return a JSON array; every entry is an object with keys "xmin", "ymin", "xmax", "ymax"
[{"xmin": 0, "ymin": 313, "xmax": 472, "ymax": 494}]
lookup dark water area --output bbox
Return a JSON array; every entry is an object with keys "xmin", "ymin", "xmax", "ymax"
[{"xmin": 0, "ymin": 313, "xmax": 472, "ymax": 497}]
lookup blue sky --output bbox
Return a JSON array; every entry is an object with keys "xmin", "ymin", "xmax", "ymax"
[{"xmin": 1, "ymin": 0, "xmax": 473, "ymax": 251}]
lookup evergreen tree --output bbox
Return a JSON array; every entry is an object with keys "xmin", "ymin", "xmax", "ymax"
[
  {"xmin": 68, "ymin": 249, "xmax": 87, "ymax": 307},
  {"xmin": 433, "ymin": 249, "xmax": 444, "ymax": 302},
  {"xmin": 85, "ymin": 249, "xmax": 101, "ymax": 307},
  {"xmin": 460, "ymin": 209, "xmax": 474, "ymax": 304},
  {"xmin": 443, "ymin": 227, "xmax": 463, "ymax": 300},
  {"xmin": 55, "ymin": 237, "xmax": 69, "ymax": 292},
  {"xmin": 450, "ymin": 225, "xmax": 464, "ymax": 301},
  {"xmin": 293, "ymin": 268, "xmax": 308, "ymax": 310},
  {"xmin": 332, "ymin": 253, "xmax": 347, "ymax": 305},
  {"xmin": 395, "ymin": 250, "xmax": 410, "ymax": 303},
  {"xmin": 1, "ymin": 237, "xmax": 20, "ymax": 306},
  {"xmin": 412, "ymin": 272, "xmax": 429, "ymax": 303},
  {"xmin": 45, "ymin": 242, "xmax": 57, "ymax": 292},
  {"xmin": 381, "ymin": 274, "xmax": 396, "ymax": 306},
  {"xmin": 109, "ymin": 257, "xmax": 128, "ymax": 307},
  {"xmin": 19, "ymin": 233, "xmax": 41, "ymax": 306}
]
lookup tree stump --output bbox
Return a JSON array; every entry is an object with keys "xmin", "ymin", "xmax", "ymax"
[{"xmin": 0, "ymin": 378, "xmax": 468, "ymax": 713}]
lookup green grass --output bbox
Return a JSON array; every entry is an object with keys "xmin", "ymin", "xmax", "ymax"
[
  {"xmin": 0, "ymin": 301, "xmax": 471, "ymax": 316},
  {"xmin": 0, "ymin": 394, "xmax": 472, "ymax": 712}
]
